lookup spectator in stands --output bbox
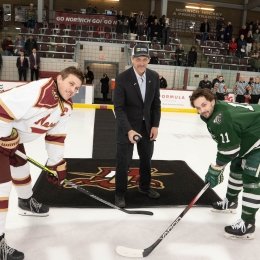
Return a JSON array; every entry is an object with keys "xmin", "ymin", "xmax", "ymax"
[
  {"xmin": 29, "ymin": 48, "xmax": 40, "ymax": 81},
  {"xmin": 84, "ymin": 66, "xmax": 94, "ymax": 84},
  {"xmin": 147, "ymin": 12, "xmax": 157, "ymax": 41},
  {"xmin": 216, "ymin": 16, "xmax": 225, "ymax": 41},
  {"xmin": 236, "ymin": 34, "xmax": 247, "ymax": 58},
  {"xmin": 246, "ymin": 30, "xmax": 254, "ymax": 55},
  {"xmin": 110, "ymin": 6, "xmax": 117, "ymax": 15},
  {"xmin": 253, "ymin": 29, "xmax": 260, "ymax": 50},
  {"xmin": 247, "ymin": 23, "xmax": 254, "ymax": 33},
  {"xmin": 16, "ymin": 50, "xmax": 29, "ymax": 81},
  {"xmin": 200, "ymin": 18, "xmax": 210, "ymax": 42},
  {"xmin": 136, "ymin": 11, "xmax": 146, "ymax": 36},
  {"xmin": 159, "ymin": 15, "xmax": 167, "ymax": 45},
  {"xmin": 150, "ymin": 19, "xmax": 162, "ymax": 42},
  {"xmin": 149, "ymin": 52, "xmax": 159, "ymax": 64},
  {"xmin": 26, "ymin": 3, "xmax": 37, "ymax": 29},
  {"xmin": 100, "ymin": 73, "xmax": 110, "ymax": 101},
  {"xmin": 248, "ymin": 77, "xmax": 254, "ymax": 89},
  {"xmin": 14, "ymin": 35, "xmax": 25, "ymax": 56},
  {"xmin": 238, "ymin": 25, "xmax": 248, "ymax": 37},
  {"xmin": 1, "ymin": 36, "xmax": 14, "ymax": 56},
  {"xmin": 0, "ymin": 52, "xmax": 2, "ymax": 72},
  {"xmin": 250, "ymin": 76, "xmax": 260, "ymax": 104},
  {"xmin": 214, "ymin": 75, "xmax": 227, "ymax": 100},
  {"xmin": 159, "ymin": 75, "xmax": 167, "ymax": 88},
  {"xmin": 228, "ymin": 37, "xmax": 237, "ymax": 56},
  {"xmin": 116, "ymin": 11, "xmax": 126, "ymax": 34},
  {"xmin": 233, "ymin": 76, "xmax": 248, "ymax": 103},
  {"xmin": 24, "ymin": 35, "xmax": 37, "ymax": 56},
  {"xmin": 86, "ymin": 4, "xmax": 94, "ymax": 14},
  {"xmin": 253, "ymin": 20, "xmax": 260, "ymax": 32},
  {"xmin": 198, "ymin": 74, "xmax": 212, "ymax": 90},
  {"xmin": 218, "ymin": 26, "xmax": 225, "ymax": 42},
  {"xmin": 212, "ymin": 75, "xmax": 220, "ymax": 87},
  {"xmin": 224, "ymin": 21, "xmax": 233, "ymax": 43},
  {"xmin": 128, "ymin": 12, "xmax": 137, "ymax": 34},
  {"xmin": 187, "ymin": 46, "xmax": 197, "ymax": 67},
  {"xmin": 175, "ymin": 44, "xmax": 185, "ymax": 66}
]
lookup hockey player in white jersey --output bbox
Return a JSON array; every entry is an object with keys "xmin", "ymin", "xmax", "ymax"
[{"xmin": 0, "ymin": 66, "xmax": 84, "ymax": 260}]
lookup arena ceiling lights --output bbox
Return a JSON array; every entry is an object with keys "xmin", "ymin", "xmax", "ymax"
[{"xmin": 185, "ymin": 5, "xmax": 215, "ymax": 11}]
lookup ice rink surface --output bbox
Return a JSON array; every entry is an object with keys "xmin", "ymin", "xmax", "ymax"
[{"xmin": 6, "ymin": 109, "xmax": 259, "ymax": 260}]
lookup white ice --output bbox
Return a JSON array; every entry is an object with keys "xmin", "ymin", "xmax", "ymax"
[{"xmin": 6, "ymin": 109, "xmax": 259, "ymax": 260}]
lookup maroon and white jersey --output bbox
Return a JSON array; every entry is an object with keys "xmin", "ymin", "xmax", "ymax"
[{"xmin": 0, "ymin": 78, "xmax": 73, "ymax": 165}]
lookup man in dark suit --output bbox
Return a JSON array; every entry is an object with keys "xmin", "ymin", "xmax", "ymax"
[
  {"xmin": 16, "ymin": 50, "xmax": 29, "ymax": 81},
  {"xmin": 114, "ymin": 44, "xmax": 161, "ymax": 208},
  {"xmin": 29, "ymin": 48, "xmax": 40, "ymax": 81}
]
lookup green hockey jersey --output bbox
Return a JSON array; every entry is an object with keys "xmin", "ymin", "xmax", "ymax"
[{"xmin": 201, "ymin": 101, "xmax": 260, "ymax": 165}]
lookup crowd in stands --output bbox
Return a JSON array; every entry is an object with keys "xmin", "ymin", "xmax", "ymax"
[
  {"xmin": 198, "ymin": 74, "xmax": 260, "ymax": 104},
  {"xmin": 1, "ymin": 5, "xmax": 260, "ymax": 74},
  {"xmin": 198, "ymin": 16, "xmax": 260, "ymax": 71},
  {"xmin": 1, "ymin": 34, "xmax": 38, "ymax": 57}
]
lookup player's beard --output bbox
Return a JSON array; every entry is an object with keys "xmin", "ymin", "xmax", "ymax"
[{"xmin": 201, "ymin": 106, "xmax": 214, "ymax": 119}]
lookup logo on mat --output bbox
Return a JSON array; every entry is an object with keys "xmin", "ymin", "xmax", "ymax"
[{"xmin": 64, "ymin": 167, "xmax": 173, "ymax": 191}]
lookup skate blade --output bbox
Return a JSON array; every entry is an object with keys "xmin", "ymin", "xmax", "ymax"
[
  {"xmin": 18, "ymin": 209, "xmax": 49, "ymax": 217},
  {"xmin": 211, "ymin": 208, "xmax": 237, "ymax": 214},
  {"xmin": 224, "ymin": 232, "xmax": 255, "ymax": 240}
]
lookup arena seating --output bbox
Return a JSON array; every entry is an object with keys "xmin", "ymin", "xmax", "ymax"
[{"xmin": 200, "ymin": 40, "xmax": 252, "ymax": 71}]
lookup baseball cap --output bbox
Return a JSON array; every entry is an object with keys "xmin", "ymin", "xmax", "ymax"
[{"xmin": 132, "ymin": 44, "xmax": 150, "ymax": 58}]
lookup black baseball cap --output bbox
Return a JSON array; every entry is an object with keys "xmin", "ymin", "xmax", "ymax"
[{"xmin": 132, "ymin": 44, "xmax": 150, "ymax": 58}]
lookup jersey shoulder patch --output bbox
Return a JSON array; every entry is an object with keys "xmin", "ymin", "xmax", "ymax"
[{"xmin": 34, "ymin": 79, "xmax": 59, "ymax": 109}]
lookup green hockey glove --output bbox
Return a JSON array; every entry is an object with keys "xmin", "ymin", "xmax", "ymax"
[{"xmin": 205, "ymin": 164, "xmax": 224, "ymax": 188}]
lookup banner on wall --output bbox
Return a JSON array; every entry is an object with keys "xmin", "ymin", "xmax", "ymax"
[
  {"xmin": 55, "ymin": 12, "xmax": 117, "ymax": 26},
  {"xmin": 160, "ymin": 89, "xmax": 193, "ymax": 108},
  {"xmin": 172, "ymin": 8, "xmax": 222, "ymax": 20}
]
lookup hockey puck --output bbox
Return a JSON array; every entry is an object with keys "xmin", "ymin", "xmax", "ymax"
[{"xmin": 133, "ymin": 135, "xmax": 141, "ymax": 142}]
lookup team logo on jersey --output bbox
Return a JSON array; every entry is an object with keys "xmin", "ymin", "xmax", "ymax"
[
  {"xmin": 213, "ymin": 113, "xmax": 222, "ymax": 125},
  {"xmin": 31, "ymin": 114, "xmax": 58, "ymax": 133},
  {"xmin": 64, "ymin": 167, "xmax": 172, "ymax": 191}
]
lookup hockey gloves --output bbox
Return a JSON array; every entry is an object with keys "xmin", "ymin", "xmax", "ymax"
[
  {"xmin": 0, "ymin": 129, "xmax": 20, "ymax": 157},
  {"xmin": 205, "ymin": 164, "xmax": 224, "ymax": 188},
  {"xmin": 47, "ymin": 160, "xmax": 67, "ymax": 186}
]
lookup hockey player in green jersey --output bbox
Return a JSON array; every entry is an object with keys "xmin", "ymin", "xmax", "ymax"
[{"xmin": 190, "ymin": 88, "xmax": 260, "ymax": 240}]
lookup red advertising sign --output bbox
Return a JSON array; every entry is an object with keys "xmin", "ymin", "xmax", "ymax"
[{"xmin": 55, "ymin": 12, "xmax": 117, "ymax": 27}]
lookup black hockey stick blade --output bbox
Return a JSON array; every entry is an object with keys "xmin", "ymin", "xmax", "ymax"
[
  {"xmin": 116, "ymin": 183, "xmax": 210, "ymax": 257},
  {"xmin": 65, "ymin": 181, "xmax": 153, "ymax": 216}
]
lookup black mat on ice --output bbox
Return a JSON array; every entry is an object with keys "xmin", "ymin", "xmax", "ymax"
[
  {"xmin": 92, "ymin": 109, "xmax": 116, "ymax": 159},
  {"xmin": 32, "ymin": 159, "xmax": 220, "ymax": 208}
]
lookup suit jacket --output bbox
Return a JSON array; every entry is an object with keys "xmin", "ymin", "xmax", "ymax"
[
  {"xmin": 114, "ymin": 67, "xmax": 161, "ymax": 143},
  {"xmin": 29, "ymin": 53, "xmax": 40, "ymax": 70},
  {"xmin": 16, "ymin": 57, "xmax": 29, "ymax": 70}
]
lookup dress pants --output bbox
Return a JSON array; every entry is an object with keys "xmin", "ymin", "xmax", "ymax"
[{"xmin": 115, "ymin": 121, "xmax": 154, "ymax": 195}]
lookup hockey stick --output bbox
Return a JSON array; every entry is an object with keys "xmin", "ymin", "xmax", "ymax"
[
  {"xmin": 15, "ymin": 150, "xmax": 153, "ymax": 216},
  {"xmin": 116, "ymin": 182, "xmax": 210, "ymax": 257}
]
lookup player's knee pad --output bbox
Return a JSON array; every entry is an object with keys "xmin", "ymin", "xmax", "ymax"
[{"xmin": 242, "ymin": 150, "xmax": 260, "ymax": 178}]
